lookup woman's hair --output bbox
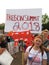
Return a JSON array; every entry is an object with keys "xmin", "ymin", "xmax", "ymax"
[
  {"xmin": 29, "ymin": 35, "xmax": 44, "ymax": 56},
  {"xmin": 34, "ymin": 35, "xmax": 43, "ymax": 41}
]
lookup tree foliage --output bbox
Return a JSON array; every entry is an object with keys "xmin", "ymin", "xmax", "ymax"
[
  {"xmin": 0, "ymin": 23, "xmax": 5, "ymax": 30},
  {"xmin": 42, "ymin": 14, "xmax": 49, "ymax": 30}
]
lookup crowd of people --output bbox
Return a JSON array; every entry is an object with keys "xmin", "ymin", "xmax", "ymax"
[{"xmin": 0, "ymin": 29, "xmax": 49, "ymax": 65}]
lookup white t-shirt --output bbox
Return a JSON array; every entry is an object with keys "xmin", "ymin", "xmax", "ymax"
[{"xmin": 26, "ymin": 46, "xmax": 47, "ymax": 65}]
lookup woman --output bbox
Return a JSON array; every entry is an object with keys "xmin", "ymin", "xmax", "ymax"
[
  {"xmin": 24, "ymin": 35, "xmax": 47, "ymax": 65},
  {"xmin": 41, "ymin": 29, "xmax": 49, "ymax": 65}
]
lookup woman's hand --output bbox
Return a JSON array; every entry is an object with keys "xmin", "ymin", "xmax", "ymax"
[{"xmin": 0, "ymin": 48, "xmax": 6, "ymax": 55}]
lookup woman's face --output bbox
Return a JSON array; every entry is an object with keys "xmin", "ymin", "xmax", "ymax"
[
  {"xmin": 42, "ymin": 31, "xmax": 48, "ymax": 39},
  {"xmin": 43, "ymin": 31, "xmax": 48, "ymax": 38},
  {"xmin": 34, "ymin": 37, "xmax": 42, "ymax": 47}
]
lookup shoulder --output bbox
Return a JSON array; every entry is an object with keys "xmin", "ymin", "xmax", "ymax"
[
  {"xmin": 43, "ymin": 51, "xmax": 47, "ymax": 59},
  {"xmin": 26, "ymin": 46, "xmax": 32, "ymax": 52}
]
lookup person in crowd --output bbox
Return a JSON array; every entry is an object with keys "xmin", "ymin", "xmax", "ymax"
[
  {"xmin": 0, "ymin": 36, "xmax": 6, "ymax": 65},
  {"xmin": 1, "ymin": 36, "xmax": 7, "ymax": 48},
  {"xmin": 18, "ymin": 40, "xmax": 26, "ymax": 51},
  {"xmin": 24, "ymin": 35, "xmax": 47, "ymax": 65},
  {"xmin": 0, "ymin": 36, "xmax": 6, "ymax": 55},
  {"xmin": 0, "ymin": 36, "xmax": 13, "ymax": 65},
  {"xmin": 41, "ymin": 29, "xmax": 49, "ymax": 65}
]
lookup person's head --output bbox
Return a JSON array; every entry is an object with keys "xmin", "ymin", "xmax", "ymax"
[
  {"xmin": 42, "ymin": 29, "xmax": 48, "ymax": 38},
  {"xmin": 30, "ymin": 35, "xmax": 44, "ymax": 55},
  {"xmin": 33, "ymin": 35, "xmax": 43, "ymax": 47}
]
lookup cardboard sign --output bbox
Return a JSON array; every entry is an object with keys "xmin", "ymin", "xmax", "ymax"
[
  {"xmin": 0, "ymin": 50, "xmax": 13, "ymax": 65},
  {"xmin": 5, "ymin": 9, "xmax": 42, "ymax": 33}
]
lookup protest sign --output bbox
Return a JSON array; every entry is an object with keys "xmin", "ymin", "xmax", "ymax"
[{"xmin": 5, "ymin": 9, "xmax": 42, "ymax": 33}]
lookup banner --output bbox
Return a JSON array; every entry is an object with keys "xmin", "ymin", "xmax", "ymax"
[{"xmin": 5, "ymin": 9, "xmax": 42, "ymax": 33}]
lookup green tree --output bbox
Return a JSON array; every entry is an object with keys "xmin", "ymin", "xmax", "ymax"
[
  {"xmin": 42, "ymin": 14, "xmax": 49, "ymax": 30},
  {"xmin": 42, "ymin": 13, "xmax": 49, "ymax": 24},
  {"xmin": 0, "ymin": 23, "xmax": 5, "ymax": 30}
]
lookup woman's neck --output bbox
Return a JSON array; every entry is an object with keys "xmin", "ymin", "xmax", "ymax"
[{"xmin": 33, "ymin": 46, "xmax": 40, "ymax": 50}]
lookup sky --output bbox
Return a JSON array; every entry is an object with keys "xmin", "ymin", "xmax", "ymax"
[{"xmin": 0, "ymin": 0, "xmax": 49, "ymax": 24}]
